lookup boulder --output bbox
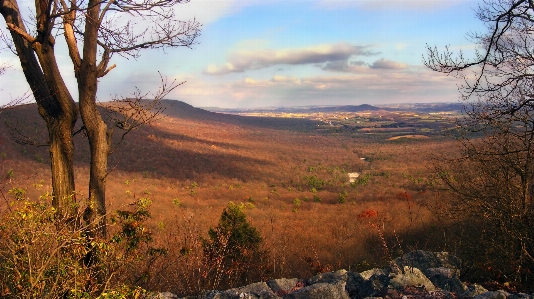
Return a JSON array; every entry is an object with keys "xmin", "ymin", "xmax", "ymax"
[
  {"xmin": 424, "ymin": 267, "xmax": 466, "ymax": 294},
  {"xmin": 394, "ymin": 251, "xmax": 461, "ymax": 274},
  {"xmin": 360, "ymin": 268, "xmax": 390, "ymax": 280},
  {"xmin": 283, "ymin": 281, "xmax": 350, "ymax": 299},
  {"xmin": 461, "ymin": 284, "xmax": 489, "ymax": 298},
  {"xmin": 357, "ymin": 273, "xmax": 390, "ymax": 298},
  {"xmin": 345, "ymin": 271, "xmax": 366, "ymax": 299},
  {"xmin": 424, "ymin": 267, "xmax": 460, "ymax": 279},
  {"xmin": 148, "ymin": 292, "xmax": 179, "ymax": 299},
  {"xmin": 211, "ymin": 282, "xmax": 279, "ymax": 299},
  {"xmin": 307, "ymin": 269, "xmax": 348, "ymax": 285},
  {"xmin": 266, "ymin": 278, "xmax": 300, "ymax": 294},
  {"xmin": 474, "ymin": 290, "xmax": 510, "ymax": 299},
  {"xmin": 388, "ymin": 266, "xmax": 436, "ymax": 291},
  {"xmin": 203, "ymin": 290, "xmax": 275, "ymax": 299}
]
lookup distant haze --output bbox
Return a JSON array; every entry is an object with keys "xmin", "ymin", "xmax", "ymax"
[{"xmin": 0, "ymin": 0, "xmax": 484, "ymax": 108}]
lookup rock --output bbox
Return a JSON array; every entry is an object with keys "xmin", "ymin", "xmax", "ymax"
[
  {"xmin": 172, "ymin": 251, "xmax": 534, "ymax": 299},
  {"xmin": 307, "ymin": 269, "xmax": 348, "ymax": 285},
  {"xmin": 424, "ymin": 267, "xmax": 459, "ymax": 279},
  {"xmin": 266, "ymin": 278, "xmax": 300, "ymax": 294},
  {"xmin": 474, "ymin": 290, "xmax": 510, "ymax": 299},
  {"xmin": 388, "ymin": 266, "xmax": 436, "ymax": 291},
  {"xmin": 205, "ymin": 282, "xmax": 279, "ymax": 299},
  {"xmin": 148, "ymin": 292, "xmax": 179, "ymax": 299},
  {"xmin": 345, "ymin": 272, "xmax": 366, "ymax": 298},
  {"xmin": 357, "ymin": 273, "xmax": 390, "ymax": 298},
  {"xmin": 283, "ymin": 281, "xmax": 350, "ymax": 299},
  {"xmin": 203, "ymin": 290, "xmax": 275, "ymax": 299},
  {"xmin": 360, "ymin": 268, "xmax": 390, "ymax": 280},
  {"xmin": 233, "ymin": 282, "xmax": 277, "ymax": 296},
  {"xmin": 394, "ymin": 251, "xmax": 461, "ymax": 274},
  {"xmin": 461, "ymin": 284, "xmax": 489, "ymax": 298},
  {"xmin": 424, "ymin": 267, "xmax": 466, "ymax": 293}
]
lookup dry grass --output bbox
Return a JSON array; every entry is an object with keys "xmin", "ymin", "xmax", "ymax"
[{"xmin": 0, "ymin": 102, "xmax": 459, "ymax": 295}]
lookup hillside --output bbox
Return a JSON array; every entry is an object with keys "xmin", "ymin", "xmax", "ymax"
[
  {"xmin": 159, "ymin": 100, "xmax": 320, "ymax": 132},
  {"xmin": 0, "ymin": 100, "xmax": 464, "ymax": 296}
]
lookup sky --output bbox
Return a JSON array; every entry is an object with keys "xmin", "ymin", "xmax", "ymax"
[{"xmin": 0, "ymin": 0, "xmax": 486, "ymax": 108}]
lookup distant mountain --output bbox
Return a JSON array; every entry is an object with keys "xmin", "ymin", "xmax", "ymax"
[
  {"xmin": 206, "ymin": 104, "xmax": 382, "ymax": 114},
  {"xmin": 378, "ymin": 102, "xmax": 464, "ymax": 113},
  {"xmin": 158, "ymin": 100, "xmax": 319, "ymax": 132}
]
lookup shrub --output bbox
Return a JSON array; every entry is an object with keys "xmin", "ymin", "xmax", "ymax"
[
  {"xmin": 304, "ymin": 174, "xmax": 326, "ymax": 191},
  {"xmin": 202, "ymin": 202, "xmax": 266, "ymax": 289},
  {"xmin": 0, "ymin": 192, "xmax": 160, "ymax": 298}
]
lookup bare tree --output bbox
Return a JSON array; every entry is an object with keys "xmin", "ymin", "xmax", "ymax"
[
  {"xmin": 1, "ymin": 0, "xmax": 200, "ymax": 232},
  {"xmin": 425, "ymin": 0, "xmax": 534, "ymax": 283},
  {"xmin": 0, "ymin": 0, "xmax": 78, "ymax": 217}
]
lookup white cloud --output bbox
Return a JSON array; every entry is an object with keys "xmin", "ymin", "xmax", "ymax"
[
  {"xmin": 271, "ymin": 75, "xmax": 301, "ymax": 84},
  {"xmin": 204, "ymin": 42, "xmax": 378, "ymax": 75},
  {"xmin": 322, "ymin": 58, "xmax": 407, "ymax": 72},
  {"xmin": 370, "ymin": 59, "xmax": 408, "ymax": 69},
  {"xmin": 175, "ymin": 66, "xmax": 460, "ymax": 108}
]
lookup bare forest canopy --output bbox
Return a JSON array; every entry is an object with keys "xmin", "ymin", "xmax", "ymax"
[{"xmin": 0, "ymin": 99, "xmax": 528, "ymax": 295}]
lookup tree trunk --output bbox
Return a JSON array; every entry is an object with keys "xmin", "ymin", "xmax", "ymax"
[
  {"xmin": 78, "ymin": 0, "xmax": 109, "ymax": 236},
  {"xmin": 0, "ymin": 0, "xmax": 77, "ymax": 217}
]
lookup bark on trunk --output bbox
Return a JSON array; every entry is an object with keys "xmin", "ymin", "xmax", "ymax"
[
  {"xmin": 1, "ymin": 0, "xmax": 77, "ymax": 217},
  {"xmin": 78, "ymin": 0, "xmax": 109, "ymax": 236}
]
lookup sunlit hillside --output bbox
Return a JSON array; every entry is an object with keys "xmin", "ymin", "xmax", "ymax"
[{"xmin": 0, "ymin": 100, "xmax": 463, "ymax": 295}]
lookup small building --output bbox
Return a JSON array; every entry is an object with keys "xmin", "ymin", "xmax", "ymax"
[{"xmin": 348, "ymin": 172, "xmax": 360, "ymax": 183}]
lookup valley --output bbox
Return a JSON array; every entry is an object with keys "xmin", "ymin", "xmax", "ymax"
[{"xmin": 0, "ymin": 101, "xmax": 464, "ymax": 295}]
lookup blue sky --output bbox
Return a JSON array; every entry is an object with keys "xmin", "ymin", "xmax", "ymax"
[{"xmin": 0, "ymin": 0, "xmax": 485, "ymax": 108}]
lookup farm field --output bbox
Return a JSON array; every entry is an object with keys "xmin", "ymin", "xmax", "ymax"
[{"xmin": 0, "ymin": 100, "xmax": 463, "ymax": 295}]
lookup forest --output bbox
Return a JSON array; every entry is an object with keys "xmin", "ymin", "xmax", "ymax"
[{"xmin": 0, "ymin": 100, "xmax": 530, "ymax": 297}]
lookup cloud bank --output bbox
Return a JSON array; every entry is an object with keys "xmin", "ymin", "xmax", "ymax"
[
  {"xmin": 174, "ymin": 66, "xmax": 460, "ymax": 108},
  {"xmin": 205, "ymin": 42, "xmax": 379, "ymax": 75},
  {"xmin": 322, "ymin": 58, "xmax": 408, "ymax": 73}
]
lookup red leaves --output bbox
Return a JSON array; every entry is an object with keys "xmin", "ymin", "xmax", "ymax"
[{"xmin": 358, "ymin": 209, "xmax": 378, "ymax": 219}]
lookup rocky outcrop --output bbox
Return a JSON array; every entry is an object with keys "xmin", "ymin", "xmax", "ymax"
[{"xmin": 149, "ymin": 251, "xmax": 533, "ymax": 299}]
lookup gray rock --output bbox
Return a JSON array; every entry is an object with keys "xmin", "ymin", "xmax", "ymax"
[
  {"xmin": 424, "ymin": 267, "xmax": 466, "ymax": 293},
  {"xmin": 424, "ymin": 267, "xmax": 460, "ymax": 279},
  {"xmin": 208, "ymin": 282, "xmax": 278, "ymax": 299},
  {"xmin": 201, "ymin": 290, "xmax": 220, "ymax": 299},
  {"xmin": 461, "ymin": 284, "xmax": 489, "ymax": 298},
  {"xmin": 360, "ymin": 268, "xmax": 390, "ymax": 280},
  {"xmin": 148, "ymin": 292, "xmax": 179, "ymax": 299},
  {"xmin": 205, "ymin": 290, "xmax": 275, "ymax": 299},
  {"xmin": 232, "ymin": 282, "xmax": 277, "ymax": 296},
  {"xmin": 345, "ymin": 272, "xmax": 366, "ymax": 299},
  {"xmin": 307, "ymin": 269, "xmax": 348, "ymax": 285},
  {"xmin": 436, "ymin": 277, "xmax": 466, "ymax": 294},
  {"xmin": 283, "ymin": 281, "xmax": 350, "ymax": 299},
  {"xmin": 266, "ymin": 278, "xmax": 300, "ymax": 294},
  {"xmin": 474, "ymin": 290, "xmax": 510, "ymax": 299},
  {"xmin": 388, "ymin": 266, "xmax": 436, "ymax": 291},
  {"xmin": 357, "ymin": 273, "xmax": 390, "ymax": 298},
  {"xmin": 394, "ymin": 251, "xmax": 461, "ymax": 273}
]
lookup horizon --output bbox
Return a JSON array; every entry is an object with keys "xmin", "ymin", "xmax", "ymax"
[
  {"xmin": 3, "ymin": 97, "xmax": 463, "ymax": 111},
  {"xmin": 0, "ymin": 0, "xmax": 484, "ymax": 109}
]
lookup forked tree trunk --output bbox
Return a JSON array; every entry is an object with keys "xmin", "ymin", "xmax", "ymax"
[
  {"xmin": 79, "ymin": 90, "xmax": 109, "ymax": 236},
  {"xmin": 0, "ymin": 0, "xmax": 77, "ymax": 217},
  {"xmin": 78, "ymin": 0, "xmax": 109, "ymax": 236}
]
